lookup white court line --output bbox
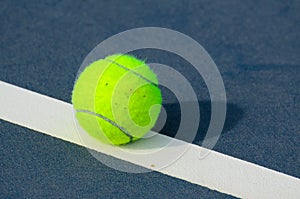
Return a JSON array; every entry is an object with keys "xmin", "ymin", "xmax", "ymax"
[{"xmin": 0, "ymin": 80, "xmax": 299, "ymax": 198}]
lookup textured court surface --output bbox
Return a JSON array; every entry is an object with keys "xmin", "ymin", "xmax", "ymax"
[{"xmin": 1, "ymin": 0, "xmax": 299, "ymax": 198}]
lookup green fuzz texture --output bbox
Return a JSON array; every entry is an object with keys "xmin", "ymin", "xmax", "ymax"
[{"xmin": 72, "ymin": 54, "xmax": 162, "ymax": 145}]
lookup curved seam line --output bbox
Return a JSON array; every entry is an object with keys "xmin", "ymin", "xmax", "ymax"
[
  {"xmin": 104, "ymin": 59, "xmax": 158, "ymax": 86},
  {"xmin": 76, "ymin": 109, "xmax": 133, "ymax": 142}
]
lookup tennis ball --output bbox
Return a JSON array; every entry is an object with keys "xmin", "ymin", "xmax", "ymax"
[{"xmin": 72, "ymin": 54, "xmax": 162, "ymax": 145}]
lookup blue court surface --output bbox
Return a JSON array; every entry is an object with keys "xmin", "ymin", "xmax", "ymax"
[{"xmin": 0, "ymin": 0, "xmax": 299, "ymax": 198}]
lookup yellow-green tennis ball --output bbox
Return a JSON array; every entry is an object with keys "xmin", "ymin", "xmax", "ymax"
[{"xmin": 72, "ymin": 54, "xmax": 162, "ymax": 145}]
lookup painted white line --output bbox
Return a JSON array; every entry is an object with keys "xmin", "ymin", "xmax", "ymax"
[{"xmin": 0, "ymin": 80, "xmax": 299, "ymax": 198}]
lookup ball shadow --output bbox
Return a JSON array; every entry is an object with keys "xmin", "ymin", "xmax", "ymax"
[{"xmin": 152, "ymin": 101, "xmax": 244, "ymax": 144}]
